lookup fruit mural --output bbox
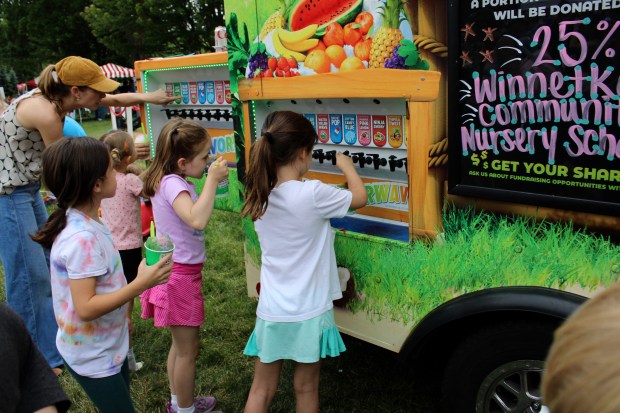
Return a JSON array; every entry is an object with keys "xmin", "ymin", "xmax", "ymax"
[{"xmin": 225, "ymin": 0, "xmax": 430, "ymax": 79}]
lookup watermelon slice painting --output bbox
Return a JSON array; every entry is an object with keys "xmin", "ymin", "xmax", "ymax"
[{"xmin": 225, "ymin": 0, "xmax": 425, "ymax": 79}]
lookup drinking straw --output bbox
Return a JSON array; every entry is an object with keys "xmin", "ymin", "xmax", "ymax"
[{"xmin": 150, "ymin": 221, "xmax": 155, "ymax": 238}]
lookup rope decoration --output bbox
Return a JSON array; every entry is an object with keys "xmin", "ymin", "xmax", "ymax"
[
  {"xmin": 411, "ymin": 34, "xmax": 448, "ymax": 167},
  {"xmin": 413, "ymin": 35, "xmax": 448, "ymax": 58},
  {"xmin": 428, "ymin": 137, "xmax": 449, "ymax": 168}
]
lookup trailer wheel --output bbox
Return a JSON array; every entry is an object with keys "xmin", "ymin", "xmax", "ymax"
[{"xmin": 440, "ymin": 319, "xmax": 556, "ymax": 413}]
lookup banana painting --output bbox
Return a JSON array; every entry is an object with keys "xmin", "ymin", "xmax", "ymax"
[
  {"xmin": 278, "ymin": 24, "xmax": 318, "ymax": 44},
  {"xmin": 270, "ymin": 24, "xmax": 319, "ymax": 62},
  {"xmin": 272, "ymin": 30, "xmax": 307, "ymax": 61},
  {"xmin": 281, "ymin": 37, "xmax": 319, "ymax": 52}
]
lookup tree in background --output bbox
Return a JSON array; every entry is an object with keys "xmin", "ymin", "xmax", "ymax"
[
  {"xmin": 0, "ymin": 66, "xmax": 18, "ymax": 98},
  {"xmin": 0, "ymin": 0, "xmax": 224, "ymax": 82},
  {"xmin": 83, "ymin": 0, "xmax": 225, "ymax": 65},
  {"xmin": 0, "ymin": 0, "xmax": 103, "ymax": 81}
]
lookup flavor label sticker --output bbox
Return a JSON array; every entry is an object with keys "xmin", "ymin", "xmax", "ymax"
[
  {"xmin": 215, "ymin": 81, "xmax": 225, "ymax": 104},
  {"xmin": 365, "ymin": 182, "xmax": 409, "ymax": 211},
  {"xmin": 387, "ymin": 115, "xmax": 403, "ymax": 148},
  {"xmin": 181, "ymin": 82, "xmax": 190, "ymax": 104},
  {"xmin": 224, "ymin": 81, "xmax": 232, "ymax": 104},
  {"xmin": 357, "ymin": 114, "xmax": 371, "ymax": 146},
  {"xmin": 317, "ymin": 114, "xmax": 330, "ymax": 143},
  {"xmin": 372, "ymin": 115, "xmax": 387, "ymax": 147},
  {"xmin": 343, "ymin": 114, "xmax": 357, "ymax": 145},
  {"xmin": 165, "ymin": 83, "xmax": 174, "ymax": 97},
  {"xmin": 189, "ymin": 82, "xmax": 198, "ymax": 104},
  {"xmin": 173, "ymin": 83, "xmax": 182, "ymax": 104},
  {"xmin": 206, "ymin": 81, "xmax": 215, "ymax": 104},
  {"xmin": 304, "ymin": 114, "xmax": 317, "ymax": 129},
  {"xmin": 329, "ymin": 114, "xmax": 343, "ymax": 144},
  {"xmin": 197, "ymin": 82, "xmax": 206, "ymax": 104}
]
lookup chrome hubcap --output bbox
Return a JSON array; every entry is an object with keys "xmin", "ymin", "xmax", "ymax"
[{"xmin": 477, "ymin": 360, "xmax": 545, "ymax": 413}]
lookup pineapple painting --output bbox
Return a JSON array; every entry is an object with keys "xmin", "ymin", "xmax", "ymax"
[
  {"xmin": 259, "ymin": 0, "xmax": 291, "ymax": 40},
  {"xmin": 369, "ymin": 0, "xmax": 405, "ymax": 68}
]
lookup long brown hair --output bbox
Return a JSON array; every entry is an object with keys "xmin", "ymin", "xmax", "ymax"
[
  {"xmin": 143, "ymin": 118, "xmax": 211, "ymax": 197},
  {"xmin": 31, "ymin": 137, "xmax": 111, "ymax": 249},
  {"xmin": 242, "ymin": 111, "xmax": 317, "ymax": 221},
  {"xmin": 100, "ymin": 130, "xmax": 136, "ymax": 170}
]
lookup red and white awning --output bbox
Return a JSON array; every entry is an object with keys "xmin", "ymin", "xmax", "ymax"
[{"xmin": 101, "ymin": 63, "xmax": 135, "ymax": 79}]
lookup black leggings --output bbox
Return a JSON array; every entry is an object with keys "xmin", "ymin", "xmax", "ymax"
[
  {"xmin": 65, "ymin": 358, "xmax": 135, "ymax": 413},
  {"xmin": 119, "ymin": 248, "xmax": 142, "ymax": 284}
]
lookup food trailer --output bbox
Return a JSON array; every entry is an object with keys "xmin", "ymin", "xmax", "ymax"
[
  {"xmin": 139, "ymin": 0, "xmax": 620, "ymax": 410},
  {"xmin": 223, "ymin": 0, "xmax": 620, "ymax": 411}
]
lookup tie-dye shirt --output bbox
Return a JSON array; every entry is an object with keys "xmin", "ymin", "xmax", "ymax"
[{"xmin": 50, "ymin": 208, "xmax": 129, "ymax": 378}]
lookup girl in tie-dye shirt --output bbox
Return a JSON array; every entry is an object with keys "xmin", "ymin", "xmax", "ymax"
[{"xmin": 31, "ymin": 137, "xmax": 173, "ymax": 413}]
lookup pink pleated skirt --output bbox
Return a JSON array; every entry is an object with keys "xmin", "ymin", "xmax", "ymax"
[{"xmin": 140, "ymin": 263, "xmax": 204, "ymax": 327}]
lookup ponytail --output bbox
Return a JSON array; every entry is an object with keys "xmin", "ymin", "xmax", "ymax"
[
  {"xmin": 242, "ymin": 111, "xmax": 317, "ymax": 221},
  {"xmin": 242, "ymin": 135, "xmax": 277, "ymax": 220},
  {"xmin": 30, "ymin": 207, "xmax": 68, "ymax": 250},
  {"xmin": 100, "ymin": 130, "xmax": 136, "ymax": 169},
  {"xmin": 37, "ymin": 64, "xmax": 72, "ymax": 103}
]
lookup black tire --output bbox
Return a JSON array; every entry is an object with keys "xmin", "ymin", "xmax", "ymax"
[{"xmin": 440, "ymin": 319, "xmax": 558, "ymax": 413}]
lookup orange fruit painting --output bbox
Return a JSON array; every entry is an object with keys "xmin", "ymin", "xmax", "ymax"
[
  {"xmin": 325, "ymin": 45, "xmax": 347, "ymax": 68},
  {"xmin": 339, "ymin": 56, "xmax": 366, "ymax": 71},
  {"xmin": 305, "ymin": 50, "xmax": 332, "ymax": 73}
]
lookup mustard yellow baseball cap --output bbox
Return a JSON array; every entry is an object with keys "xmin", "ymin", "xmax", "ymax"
[{"xmin": 55, "ymin": 56, "xmax": 120, "ymax": 93}]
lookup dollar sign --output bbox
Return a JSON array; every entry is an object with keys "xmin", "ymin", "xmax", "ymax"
[
  {"xmin": 481, "ymin": 150, "xmax": 488, "ymax": 160},
  {"xmin": 471, "ymin": 153, "xmax": 480, "ymax": 166},
  {"xmin": 483, "ymin": 161, "xmax": 489, "ymax": 170}
]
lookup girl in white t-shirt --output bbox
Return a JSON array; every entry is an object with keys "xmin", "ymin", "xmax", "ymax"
[
  {"xmin": 242, "ymin": 111, "xmax": 367, "ymax": 412},
  {"xmin": 100, "ymin": 130, "xmax": 145, "ymax": 372},
  {"xmin": 31, "ymin": 137, "xmax": 173, "ymax": 413}
]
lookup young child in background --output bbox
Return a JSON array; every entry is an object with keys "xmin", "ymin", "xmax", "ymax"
[
  {"xmin": 30, "ymin": 137, "xmax": 173, "ymax": 413},
  {"xmin": 241, "ymin": 111, "xmax": 367, "ymax": 413},
  {"xmin": 542, "ymin": 281, "xmax": 620, "ymax": 413},
  {"xmin": 141, "ymin": 118, "xmax": 228, "ymax": 413},
  {"xmin": 100, "ymin": 130, "xmax": 146, "ymax": 372}
]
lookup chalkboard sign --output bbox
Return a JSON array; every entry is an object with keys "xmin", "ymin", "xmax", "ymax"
[{"xmin": 448, "ymin": 0, "xmax": 620, "ymax": 216}]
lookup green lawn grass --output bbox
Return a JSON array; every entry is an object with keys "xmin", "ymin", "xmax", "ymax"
[
  {"xmin": 0, "ymin": 209, "xmax": 434, "ymax": 412},
  {"xmin": 81, "ymin": 118, "xmax": 140, "ymax": 140}
]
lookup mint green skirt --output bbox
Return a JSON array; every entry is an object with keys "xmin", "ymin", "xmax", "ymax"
[{"xmin": 243, "ymin": 309, "xmax": 346, "ymax": 363}]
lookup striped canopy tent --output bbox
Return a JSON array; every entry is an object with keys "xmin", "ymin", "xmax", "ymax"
[{"xmin": 100, "ymin": 63, "xmax": 134, "ymax": 79}]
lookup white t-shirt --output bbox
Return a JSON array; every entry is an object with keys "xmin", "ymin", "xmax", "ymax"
[
  {"xmin": 254, "ymin": 179, "xmax": 352, "ymax": 322},
  {"xmin": 50, "ymin": 208, "xmax": 129, "ymax": 378}
]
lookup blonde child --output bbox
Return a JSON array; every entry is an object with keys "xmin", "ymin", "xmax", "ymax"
[
  {"xmin": 30, "ymin": 137, "xmax": 172, "ymax": 412},
  {"xmin": 542, "ymin": 282, "xmax": 620, "ymax": 413},
  {"xmin": 242, "ymin": 111, "xmax": 367, "ymax": 413},
  {"xmin": 140, "ymin": 118, "xmax": 228, "ymax": 413},
  {"xmin": 100, "ymin": 130, "xmax": 146, "ymax": 372}
]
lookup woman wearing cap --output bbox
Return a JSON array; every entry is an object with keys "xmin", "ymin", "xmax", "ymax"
[{"xmin": 0, "ymin": 56, "xmax": 177, "ymax": 374}]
